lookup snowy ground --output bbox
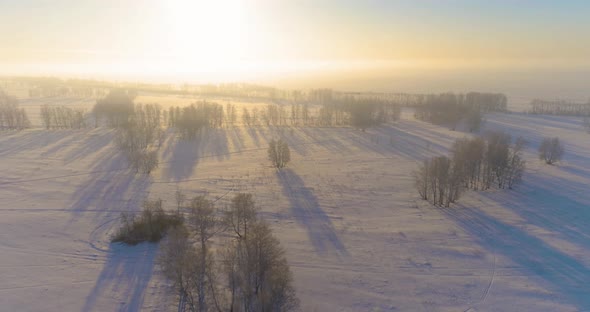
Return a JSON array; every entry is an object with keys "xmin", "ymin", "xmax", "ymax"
[{"xmin": 1, "ymin": 96, "xmax": 590, "ymax": 311}]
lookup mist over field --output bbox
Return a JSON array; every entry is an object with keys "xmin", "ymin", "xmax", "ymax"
[{"xmin": 1, "ymin": 1, "xmax": 590, "ymax": 312}]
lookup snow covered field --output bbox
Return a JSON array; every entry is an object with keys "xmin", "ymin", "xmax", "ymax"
[{"xmin": 1, "ymin": 96, "xmax": 590, "ymax": 311}]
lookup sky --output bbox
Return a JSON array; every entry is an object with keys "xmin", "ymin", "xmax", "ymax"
[{"xmin": 1, "ymin": 0, "xmax": 590, "ymax": 89}]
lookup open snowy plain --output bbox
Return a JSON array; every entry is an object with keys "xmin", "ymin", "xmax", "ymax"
[{"xmin": 1, "ymin": 95, "xmax": 590, "ymax": 311}]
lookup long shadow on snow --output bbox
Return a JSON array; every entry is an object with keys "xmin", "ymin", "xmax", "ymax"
[
  {"xmin": 277, "ymin": 168, "xmax": 348, "ymax": 256},
  {"xmin": 369, "ymin": 124, "xmax": 449, "ymax": 161},
  {"xmin": 443, "ymin": 205, "xmax": 590, "ymax": 310},
  {"xmin": 62, "ymin": 129, "xmax": 115, "ymax": 163},
  {"xmin": 68, "ymin": 146, "xmax": 151, "ymax": 223},
  {"xmin": 481, "ymin": 172, "xmax": 590, "ymax": 255},
  {"xmin": 162, "ymin": 128, "xmax": 230, "ymax": 181},
  {"xmin": 0, "ymin": 130, "xmax": 76, "ymax": 157},
  {"xmin": 82, "ymin": 242, "xmax": 158, "ymax": 312}
]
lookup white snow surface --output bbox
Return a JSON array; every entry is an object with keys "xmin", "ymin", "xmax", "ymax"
[{"xmin": 1, "ymin": 97, "xmax": 590, "ymax": 311}]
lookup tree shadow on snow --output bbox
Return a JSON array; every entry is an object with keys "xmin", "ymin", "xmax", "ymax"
[
  {"xmin": 443, "ymin": 205, "xmax": 590, "ymax": 310},
  {"xmin": 0, "ymin": 130, "xmax": 77, "ymax": 157},
  {"xmin": 82, "ymin": 242, "xmax": 158, "ymax": 312},
  {"xmin": 161, "ymin": 128, "xmax": 230, "ymax": 181},
  {"xmin": 68, "ymin": 145, "xmax": 151, "ymax": 224},
  {"xmin": 62, "ymin": 129, "xmax": 115, "ymax": 163},
  {"xmin": 481, "ymin": 173, "xmax": 590, "ymax": 261},
  {"xmin": 277, "ymin": 168, "xmax": 348, "ymax": 257}
]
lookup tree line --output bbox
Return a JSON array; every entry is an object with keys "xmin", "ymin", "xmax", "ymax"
[
  {"xmin": 530, "ymin": 99, "xmax": 590, "ymax": 116},
  {"xmin": 241, "ymin": 98, "xmax": 400, "ymax": 130},
  {"xmin": 40, "ymin": 105, "xmax": 86, "ymax": 129},
  {"xmin": 415, "ymin": 131, "xmax": 526, "ymax": 206},
  {"xmin": 414, "ymin": 92, "xmax": 507, "ymax": 131}
]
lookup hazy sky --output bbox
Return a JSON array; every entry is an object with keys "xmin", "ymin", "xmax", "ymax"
[{"xmin": 1, "ymin": 0, "xmax": 590, "ymax": 83}]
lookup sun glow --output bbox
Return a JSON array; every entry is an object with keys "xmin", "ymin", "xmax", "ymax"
[{"xmin": 157, "ymin": 0, "xmax": 248, "ymax": 72}]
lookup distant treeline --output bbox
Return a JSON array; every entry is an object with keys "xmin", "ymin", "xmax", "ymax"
[
  {"xmin": 414, "ymin": 92, "xmax": 507, "ymax": 131},
  {"xmin": 529, "ymin": 99, "xmax": 590, "ymax": 116},
  {"xmin": 167, "ymin": 101, "xmax": 225, "ymax": 139},
  {"xmin": 241, "ymin": 97, "xmax": 400, "ymax": 130},
  {"xmin": 0, "ymin": 89, "xmax": 30, "ymax": 130}
]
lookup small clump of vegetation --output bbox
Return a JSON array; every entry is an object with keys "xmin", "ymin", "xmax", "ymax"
[{"xmin": 112, "ymin": 199, "xmax": 184, "ymax": 245}]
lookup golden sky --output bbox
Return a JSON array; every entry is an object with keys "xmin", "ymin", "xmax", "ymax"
[{"xmin": 1, "ymin": 0, "xmax": 589, "ymax": 82}]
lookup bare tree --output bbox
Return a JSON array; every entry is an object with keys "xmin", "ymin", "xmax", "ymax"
[
  {"xmin": 176, "ymin": 188, "xmax": 186, "ymax": 214},
  {"xmin": 414, "ymin": 159, "xmax": 430, "ymax": 201},
  {"xmin": 225, "ymin": 193, "xmax": 258, "ymax": 240},
  {"xmin": 159, "ymin": 225, "xmax": 192, "ymax": 304},
  {"xmin": 188, "ymin": 196, "xmax": 221, "ymax": 312},
  {"xmin": 539, "ymin": 137, "xmax": 564, "ymax": 165}
]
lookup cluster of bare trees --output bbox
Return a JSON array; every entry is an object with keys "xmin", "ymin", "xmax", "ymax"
[
  {"xmin": 415, "ymin": 156, "xmax": 463, "ymax": 207},
  {"xmin": 530, "ymin": 99, "xmax": 590, "ymax": 116},
  {"xmin": 114, "ymin": 116, "xmax": 162, "ymax": 174},
  {"xmin": 268, "ymin": 139, "xmax": 291, "ymax": 169},
  {"xmin": 414, "ymin": 92, "xmax": 506, "ymax": 131},
  {"xmin": 40, "ymin": 105, "xmax": 86, "ymax": 129},
  {"xmin": 168, "ymin": 101, "xmax": 224, "ymax": 139},
  {"xmin": 341, "ymin": 97, "xmax": 401, "ymax": 130},
  {"xmin": 115, "ymin": 127, "xmax": 159, "ymax": 174},
  {"xmin": 160, "ymin": 193, "xmax": 299, "ymax": 312},
  {"xmin": 415, "ymin": 132, "xmax": 526, "ymax": 206},
  {"xmin": 538, "ymin": 137, "xmax": 564, "ymax": 165},
  {"xmin": 451, "ymin": 133, "xmax": 526, "ymax": 190},
  {"xmin": 0, "ymin": 91, "xmax": 30, "ymax": 130},
  {"xmin": 91, "ymin": 90, "xmax": 164, "ymax": 174},
  {"xmin": 92, "ymin": 89, "xmax": 136, "ymax": 128}
]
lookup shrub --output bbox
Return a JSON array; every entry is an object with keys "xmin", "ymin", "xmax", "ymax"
[
  {"xmin": 538, "ymin": 137, "xmax": 564, "ymax": 165},
  {"xmin": 112, "ymin": 199, "xmax": 184, "ymax": 245}
]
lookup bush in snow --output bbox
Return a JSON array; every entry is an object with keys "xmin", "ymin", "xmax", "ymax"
[
  {"xmin": 112, "ymin": 199, "xmax": 183, "ymax": 245},
  {"xmin": 538, "ymin": 137, "xmax": 564, "ymax": 165}
]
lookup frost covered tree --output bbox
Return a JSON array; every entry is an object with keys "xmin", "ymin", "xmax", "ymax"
[
  {"xmin": 539, "ymin": 137, "xmax": 564, "ymax": 165},
  {"xmin": 268, "ymin": 139, "xmax": 291, "ymax": 169}
]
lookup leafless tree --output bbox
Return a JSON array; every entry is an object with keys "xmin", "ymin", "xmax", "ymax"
[
  {"xmin": 176, "ymin": 188, "xmax": 186, "ymax": 214},
  {"xmin": 224, "ymin": 193, "xmax": 258, "ymax": 240},
  {"xmin": 189, "ymin": 196, "xmax": 222, "ymax": 312}
]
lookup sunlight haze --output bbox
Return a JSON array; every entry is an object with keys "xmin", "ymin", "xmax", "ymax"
[{"xmin": 1, "ymin": 0, "xmax": 590, "ymax": 96}]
